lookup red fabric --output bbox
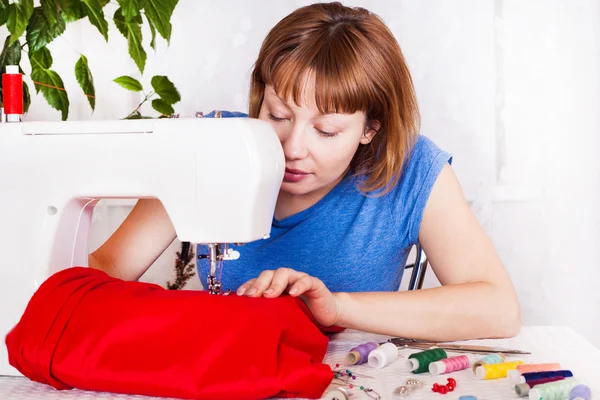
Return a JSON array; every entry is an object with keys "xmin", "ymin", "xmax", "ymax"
[{"xmin": 5, "ymin": 267, "xmax": 334, "ymax": 399}]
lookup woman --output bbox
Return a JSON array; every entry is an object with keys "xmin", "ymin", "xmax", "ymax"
[{"xmin": 90, "ymin": 2, "xmax": 521, "ymax": 341}]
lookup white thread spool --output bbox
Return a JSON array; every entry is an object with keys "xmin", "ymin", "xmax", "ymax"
[
  {"xmin": 367, "ymin": 342, "xmax": 399, "ymax": 368},
  {"xmin": 400, "ymin": 357, "xmax": 420, "ymax": 372},
  {"xmin": 508, "ymin": 369, "xmax": 524, "ymax": 384}
]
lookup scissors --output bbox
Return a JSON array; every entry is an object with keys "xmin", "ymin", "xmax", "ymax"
[{"xmin": 386, "ymin": 337, "xmax": 531, "ymax": 355}]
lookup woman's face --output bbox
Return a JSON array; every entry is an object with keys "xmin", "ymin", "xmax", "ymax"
[{"xmin": 258, "ymin": 83, "xmax": 377, "ymax": 198}]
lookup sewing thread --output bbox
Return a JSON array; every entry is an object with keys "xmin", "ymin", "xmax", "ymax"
[
  {"xmin": 2, "ymin": 65, "xmax": 23, "ymax": 120},
  {"xmin": 475, "ymin": 360, "xmax": 524, "ymax": 379},
  {"xmin": 570, "ymin": 384, "xmax": 592, "ymax": 400},
  {"xmin": 508, "ymin": 363, "xmax": 562, "ymax": 384},
  {"xmin": 403, "ymin": 348, "xmax": 447, "ymax": 374},
  {"xmin": 472, "ymin": 353, "xmax": 505, "ymax": 372},
  {"xmin": 368, "ymin": 342, "xmax": 399, "ymax": 369},
  {"xmin": 520, "ymin": 370, "xmax": 573, "ymax": 384},
  {"xmin": 514, "ymin": 377, "xmax": 565, "ymax": 397},
  {"xmin": 346, "ymin": 342, "xmax": 378, "ymax": 365},
  {"xmin": 528, "ymin": 378, "xmax": 581, "ymax": 400},
  {"xmin": 429, "ymin": 355, "xmax": 470, "ymax": 375}
]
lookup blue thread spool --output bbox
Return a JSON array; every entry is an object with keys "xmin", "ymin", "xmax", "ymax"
[
  {"xmin": 518, "ymin": 370, "xmax": 573, "ymax": 384},
  {"xmin": 570, "ymin": 384, "xmax": 592, "ymax": 400}
]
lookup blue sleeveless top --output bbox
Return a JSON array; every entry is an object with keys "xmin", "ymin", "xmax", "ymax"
[{"xmin": 196, "ymin": 111, "xmax": 452, "ymax": 293}]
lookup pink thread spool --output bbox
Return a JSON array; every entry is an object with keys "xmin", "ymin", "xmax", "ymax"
[{"xmin": 428, "ymin": 355, "xmax": 470, "ymax": 375}]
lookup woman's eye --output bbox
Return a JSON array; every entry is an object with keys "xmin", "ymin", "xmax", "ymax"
[
  {"xmin": 268, "ymin": 113, "xmax": 287, "ymax": 122},
  {"xmin": 317, "ymin": 129, "xmax": 339, "ymax": 138}
]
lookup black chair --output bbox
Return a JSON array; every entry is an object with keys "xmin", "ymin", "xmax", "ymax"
[{"xmin": 404, "ymin": 243, "xmax": 428, "ymax": 291}]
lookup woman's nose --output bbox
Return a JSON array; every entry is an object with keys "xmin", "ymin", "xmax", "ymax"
[{"xmin": 282, "ymin": 124, "xmax": 308, "ymax": 160}]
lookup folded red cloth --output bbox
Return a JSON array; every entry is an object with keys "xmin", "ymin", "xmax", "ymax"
[{"xmin": 5, "ymin": 267, "xmax": 334, "ymax": 399}]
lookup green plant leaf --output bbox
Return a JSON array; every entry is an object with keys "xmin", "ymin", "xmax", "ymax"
[
  {"xmin": 22, "ymin": 80, "xmax": 31, "ymax": 113},
  {"xmin": 26, "ymin": 7, "xmax": 67, "ymax": 53},
  {"xmin": 6, "ymin": 0, "xmax": 34, "ymax": 45},
  {"xmin": 152, "ymin": 98, "xmax": 173, "ymax": 116},
  {"xmin": 143, "ymin": 0, "xmax": 177, "ymax": 43},
  {"xmin": 146, "ymin": 13, "xmax": 157, "ymax": 50},
  {"xmin": 116, "ymin": 0, "xmax": 139, "ymax": 22},
  {"xmin": 75, "ymin": 54, "xmax": 95, "ymax": 111},
  {"xmin": 113, "ymin": 75, "xmax": 143, "ymax": 92},
  {"xmin": 0, "ymin": 0, "xmax": 10, "ymax": 27},
  {"xmin": 151, "ymin": 75, "xmax": 180, "ymax": 104},
  {"xmin": 29, "ymin": 47, "xmax": 53, "ymax": 71},
  {"xmin": 0, "ymin": 36, "xmax": 22, "ymax": 70},
  {"xmin": 81, "ymin": 0, "xmax": 108, "ymax": 41},
  {"xmin": 40, "ymin": 0, "xmax": 60, "ymax": 26},
  {"xmin": 113, "ymin": 7, "xmax": 145, "ymax": 73},
  {"xmin": 126, "ymin": 110, "xmax": 142, "ymax": 119},
  {"xmin": 57, "ymin": 0, "xmax": 86, "ymax": 22},
  {"xmin": 30, "ymin": 57, "xmax": 69, "ymax": 120},
  {"xmin": 125, "ymin": 111, "xmax": 151, "ymax": 119}
]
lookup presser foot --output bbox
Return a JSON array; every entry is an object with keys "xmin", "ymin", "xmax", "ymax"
[{"xmin": 207, "ymin": 275, "xmax": 231, "ymax": 296}]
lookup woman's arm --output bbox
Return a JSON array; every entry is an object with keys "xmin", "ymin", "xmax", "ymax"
[
  {"xmin": 334, "ymin": 164, "xmax": 521, "ymax": 340},
  {"xmin": 89, "ymin": 199, "xmax": 177, "ymax": 281}
]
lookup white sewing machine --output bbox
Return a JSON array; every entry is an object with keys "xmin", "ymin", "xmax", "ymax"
[{"xmin": 0, "ymin": 116, "xmax": 285, "ymax": 376}]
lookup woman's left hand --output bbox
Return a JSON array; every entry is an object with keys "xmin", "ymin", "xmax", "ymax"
[{"xmin": 237, "ymin": 268, "xmax": 341, "ymax": 327}]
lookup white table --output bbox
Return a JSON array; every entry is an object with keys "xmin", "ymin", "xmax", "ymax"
[{"xmin": 1, "ymin": 326, "xmax": 598, "ymax": 399}]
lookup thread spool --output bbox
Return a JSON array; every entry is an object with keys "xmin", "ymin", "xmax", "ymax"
[
  {"xmin": 472, "ymin": 353, "xmax": 505, "ymax": 372},
  {"xmin": 346, "ymin": 342, "xmax": 379, "ymax": 365},
  {"xmin": 475, "ymin": 360, "xmax": 524, "ymax": 380},
  {"xmin": 367, "ymin": 342, "xmax": 399, "ymax": 368},
  {"xmin": 429, "ymin": 355, "xmax": 470, "ymax": 375},
  {"xmin": 508, "ymin": 363, "xmax": 562, "ymax": 384},
  {"xmin": 323, "ymin": 387, "xmax": 350, "ymax": 400},
  {"xmin": 2, "ymin": 65, "xmax": 23, "ymax": 122},
  {"xmin": 529, "ymin": 378, "xmax": 582, "ymax": 400},
  {"xmin": 517, "ymin": 370, "xmax": 573, "ymax": 384},
  {"xmin": 400, "ymin": 348, "xmax": 447, "ymax": 374},
  {"xmin": 509, "ymin": 363, "xmax": 562, "ymax": 384},
  {"xmin": 515, "ymin": 377, "xmax": 566, "ymax": 397},
  {"xmin": 570, "ymin": 384, "xmax": 592, "ymax": 400}
]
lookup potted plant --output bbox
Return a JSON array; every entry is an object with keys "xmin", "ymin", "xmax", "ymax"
[
  {"xmin": 0, "ymin": 0, "xmax": 181, "ymax": 120},
  {"xmin": 0, "ymin": 0, "xmax": 195, "ymax": 288}
]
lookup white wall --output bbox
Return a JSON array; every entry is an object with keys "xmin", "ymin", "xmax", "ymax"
[{"xmin": 3, "ymin": 0, "xmax": 599, "ymax": 347}]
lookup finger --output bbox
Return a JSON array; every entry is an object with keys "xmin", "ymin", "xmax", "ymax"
[
  {"xmin": 236, "ymin": 279, "xmax": 256, "ymax": 296},
  {"xmin": 264, "ymin": 268, "xmax": 297, "ymax": 297},
  {"xmin": 288, "ymin": 274, "xmax": 315, "ymax": 296},
  {"xmin": 247, "ymin": 270, "xmax": 275, "ymax": 297}
]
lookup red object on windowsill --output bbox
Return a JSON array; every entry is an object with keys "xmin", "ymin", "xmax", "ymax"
[{"xmin": 5, "ymin": 267, "xmax": 334, "ymax": 399}]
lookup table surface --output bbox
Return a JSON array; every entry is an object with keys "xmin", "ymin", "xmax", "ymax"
[{"xmin": 1, "ymin": 326, "xmax": 598, "ymax": 399}]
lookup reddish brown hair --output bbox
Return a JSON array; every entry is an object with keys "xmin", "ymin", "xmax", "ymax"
[{"xmin": 249, "ymin": 2, "xmax": 420, "ymax": 195}]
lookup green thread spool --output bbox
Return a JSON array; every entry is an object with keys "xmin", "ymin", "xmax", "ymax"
[
  {"xmin": 528, "ymin": 378, "xmax": 581, "ymax": 400},
  {"xmin": 402, "ymin": 348, "xmax": 447, "ymax": 374}
]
